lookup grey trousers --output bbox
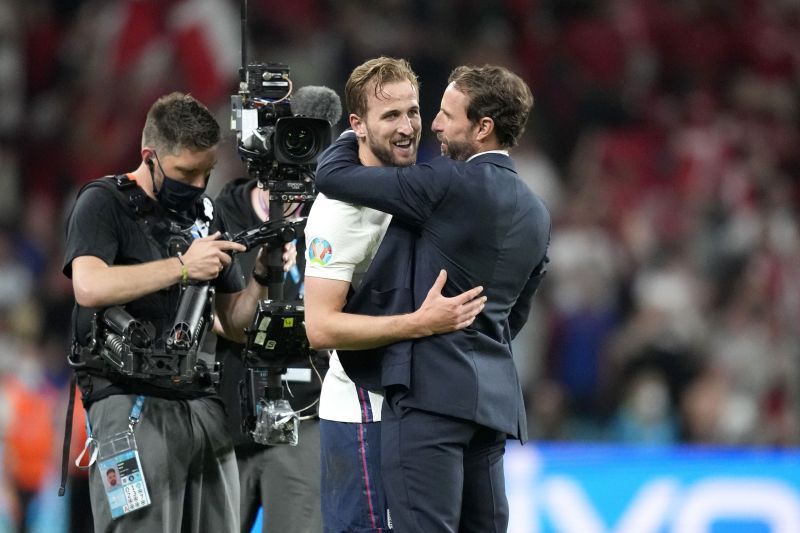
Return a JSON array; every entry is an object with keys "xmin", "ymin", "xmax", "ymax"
[
  {"xmin": 237, "ymin": 418, "xmax": 322, "ymax": 533},
  {"xmin": 87, "ymin": 394, "xmax": 239, "ymax": 533}
]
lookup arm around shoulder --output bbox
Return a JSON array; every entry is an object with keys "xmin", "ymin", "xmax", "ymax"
[
  {"xmin": 314, "ymin": 130, "xmax": 358, "ymax": 190},
  {"xmin": 315, "ymin": 137, "xmax": 450, "ymax": 226}
]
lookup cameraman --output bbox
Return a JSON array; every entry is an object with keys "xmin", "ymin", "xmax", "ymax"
[
  {"xmin": 63, "ymin": 92, "xmax": 288, "ymax": 532},
  {"xmin": 214, "ymin": 178, "xmax": 323, "ymax": 533}
]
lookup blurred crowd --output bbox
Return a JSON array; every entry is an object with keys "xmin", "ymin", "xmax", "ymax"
[{"xmin": 1, "ymin": 0, "xmax": 800, "ymax": 529}]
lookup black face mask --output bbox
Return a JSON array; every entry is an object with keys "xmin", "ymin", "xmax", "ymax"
[{"xmin": 149, "ymin": 152, "xmax": 207, "ymax": 212}]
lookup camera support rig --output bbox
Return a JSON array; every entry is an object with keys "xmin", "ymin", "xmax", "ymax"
[
  {"xmin": 225, "ymin": 214, "xmax": 312, "ymax": 445},
  {"xmin": 229, "ymin": 181, "xmax": 313, "ymax": 446},
  {"xmin": 231, "ymin": 0, "xmax": 336, "ymax": 445}
]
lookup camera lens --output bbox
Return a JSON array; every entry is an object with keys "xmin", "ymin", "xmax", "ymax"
[
  {"xmin": 274, "ymin": 117, "xmax": 331, "ymax": 165},
  {"xmin": 282, "ymin": 125, "xmax": 315, "ymax": 159}
]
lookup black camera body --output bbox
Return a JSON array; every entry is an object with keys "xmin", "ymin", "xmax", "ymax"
[
  {"xmin": 240, "ymin": 63, "xmax": 291, "ymax": 100},
  {"xmin": 243, "ymin": 300, "xmax": 312, "ymax": 368},
  {"xmin": 231, "ymin": 63, "xmax": 331, "ymax": 200},
  {"xmin": 237, "ymin": 300, "xmax": 313, "ymax": 445}
]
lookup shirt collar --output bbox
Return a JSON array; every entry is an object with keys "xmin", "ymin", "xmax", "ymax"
[{"xmin": 467, "ymin": 149, "xmax": 510, "ymax": 162}]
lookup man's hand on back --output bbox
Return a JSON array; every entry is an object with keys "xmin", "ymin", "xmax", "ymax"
[{"xmin": 413, "ymin": 270, "xmax": 486, "ymax": 335}]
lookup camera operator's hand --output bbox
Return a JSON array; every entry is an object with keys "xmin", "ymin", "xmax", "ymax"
[
  {"xmin": 181, "ymin": 232, "xmax": 246, "ymax": 281},
  {"xmin": 282, "ymin": 241, "xmax": 297, "ymax": 271},
  {"xmin": 413, "ymin": 270, "xmax": 486, "ymax": 335},
  {"xmin": 253, "ymin": 241, "xmax": 297, "ymax": 275}
]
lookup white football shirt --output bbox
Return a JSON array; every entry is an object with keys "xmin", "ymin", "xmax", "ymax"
[{"xmin": 305, "ymin": 192, "xmax": 390, "ymax": 422}]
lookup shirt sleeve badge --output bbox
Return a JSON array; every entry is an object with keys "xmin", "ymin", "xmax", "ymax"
[{"xmin": 307, "ymin": 237, "xmax": 333, "ymax": 266}]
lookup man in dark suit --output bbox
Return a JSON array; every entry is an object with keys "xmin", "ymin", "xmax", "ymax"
[{"xmin": 314, "ymin": 65, "xmax": 551, "ymax": 532}]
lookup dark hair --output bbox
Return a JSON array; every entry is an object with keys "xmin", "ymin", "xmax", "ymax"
[
  {"xmin": 141, "ymin": 92, "xmax": 220, "ymax": 154},
  {"xmin": 448, "ymin": 65, "xmax": 534, "ymax": 148},
  {"xmin": 345, "ymin": 57, "xmax": 419, "ymax": 118}
]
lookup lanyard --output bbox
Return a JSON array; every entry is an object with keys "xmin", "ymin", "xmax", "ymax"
[
  {"xmin": 76, "ymin": 395, "xmax": 146, "ymax": 469},
  {"xmin": 127, "ymin": 395, "xmax": 146, "ymax": 433}
]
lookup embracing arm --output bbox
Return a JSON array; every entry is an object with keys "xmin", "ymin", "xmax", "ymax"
[
  {"xmin": 315, "ymin": 132, "xmax": 451, "ymax": 226},
  {"xmin": 304, "ymin": 270, "xmax": 485, "ymax": 351}
]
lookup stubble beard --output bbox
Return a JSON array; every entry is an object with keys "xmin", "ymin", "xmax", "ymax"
[
  {"xmin": 365, "ymin": 128, "xmax": 417, "ymax": 167},
  {"xmin": 441, "ymin": 138, "xmax": 478, "ymax": 161}
]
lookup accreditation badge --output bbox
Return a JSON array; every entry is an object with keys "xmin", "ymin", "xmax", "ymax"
[{"xmin": 96, "ymin": 430, "xmax": 151, "ymax": 519}]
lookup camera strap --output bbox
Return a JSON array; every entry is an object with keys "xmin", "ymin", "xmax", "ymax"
[
  {"xmin": 72, "ymin": 174, "xmax": 206, "ymax": 253},
  {"xmin": 57, "ymin": 373, "xmax": 78, "ymax": 497}
]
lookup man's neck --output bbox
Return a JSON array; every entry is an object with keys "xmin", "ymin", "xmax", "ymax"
[
  {"xmin": 130, "ymin": 165, "xmax": 156, "ymax": 200},
  {"xmin": 358, "ymin": 144, "xmax": 384, "ymax": 168},
  {"xmin": 475, "ymin": 139, "xmax": 503, "ymax": 153}
]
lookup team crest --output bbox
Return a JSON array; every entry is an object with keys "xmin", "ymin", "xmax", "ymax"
[{"xmin": 308, "ymin": 237, "xmax": 333, "ymax": 266}]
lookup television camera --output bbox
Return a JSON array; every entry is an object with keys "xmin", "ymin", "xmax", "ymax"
[
  {"xmin": 231, "ymin": 63, "xmax": 336, "ymax": 201},
  {"xmin": 230, "ymin": 56, "xmax": 340, "ymax": 445}
]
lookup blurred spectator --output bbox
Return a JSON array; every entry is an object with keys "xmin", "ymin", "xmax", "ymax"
[
  {"xmin": 0, "ymin": 0, "xmax": 23, "ymax": 227},
  {"xmin": 608, "ymin": 363, "xmax": 679, "ymax": 445},
  {"xmin": 543, "ymin": 183, "xmax": 623, "ymax": 430},
  {"xmin": 0, "ymin": 341, "xmax": 59, "ymax": 533},
  {"xmin": 0, "ymin": 231, "xmax": 33, "ymax": 311}
]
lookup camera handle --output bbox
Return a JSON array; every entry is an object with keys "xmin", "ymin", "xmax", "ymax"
[
  {"xmin": 266, "ymin": 199, "xmax": 286, "ymax": 301},
  {"xmin": 262, "ymin": 198, "xmax": 288, "ymax": 399},
  {"xmin": 264, "ymin": 370, "xmax": 284, "ymax": 400}
]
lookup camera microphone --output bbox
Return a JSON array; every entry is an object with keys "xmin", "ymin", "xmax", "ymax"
[{"xmin": 292, "ymin": 86, "xmax": 343, "ymax": 126}]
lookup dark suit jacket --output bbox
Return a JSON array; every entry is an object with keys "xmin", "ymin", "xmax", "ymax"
[{"xmin": 315, "ymin": 133, "xmax": 551, "ymax": 441}]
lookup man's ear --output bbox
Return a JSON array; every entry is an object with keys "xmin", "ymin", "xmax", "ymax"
[
  {"xmin": 141, "ymin": 148, "xmax": 156, "ymax": 170},
  {"xmin": 350, "ymin": 114, "xmax": 367, "ymax": 140},
  {"xmin": 475, "ymin": 117, "xmax": 495, "ymax": 142}
]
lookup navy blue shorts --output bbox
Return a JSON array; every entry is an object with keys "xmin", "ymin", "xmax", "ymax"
[{"xmin": 320, "ymin": 419, "xmax": 391, "ymax": 532}]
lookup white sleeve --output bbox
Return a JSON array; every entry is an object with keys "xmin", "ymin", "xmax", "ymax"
[{"xmin": 304, "ymin": 194, "xmax": 371, "ymax": 283}]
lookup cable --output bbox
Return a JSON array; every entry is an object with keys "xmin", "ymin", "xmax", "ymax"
[{"xmin": 294, "ymin": 352, "xmax": 325, "ymax": 420}]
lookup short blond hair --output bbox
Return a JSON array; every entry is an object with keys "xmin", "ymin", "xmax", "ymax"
[{"xmin": 345, "ymin": 57, "xmax": 419, "ymax": 118}]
